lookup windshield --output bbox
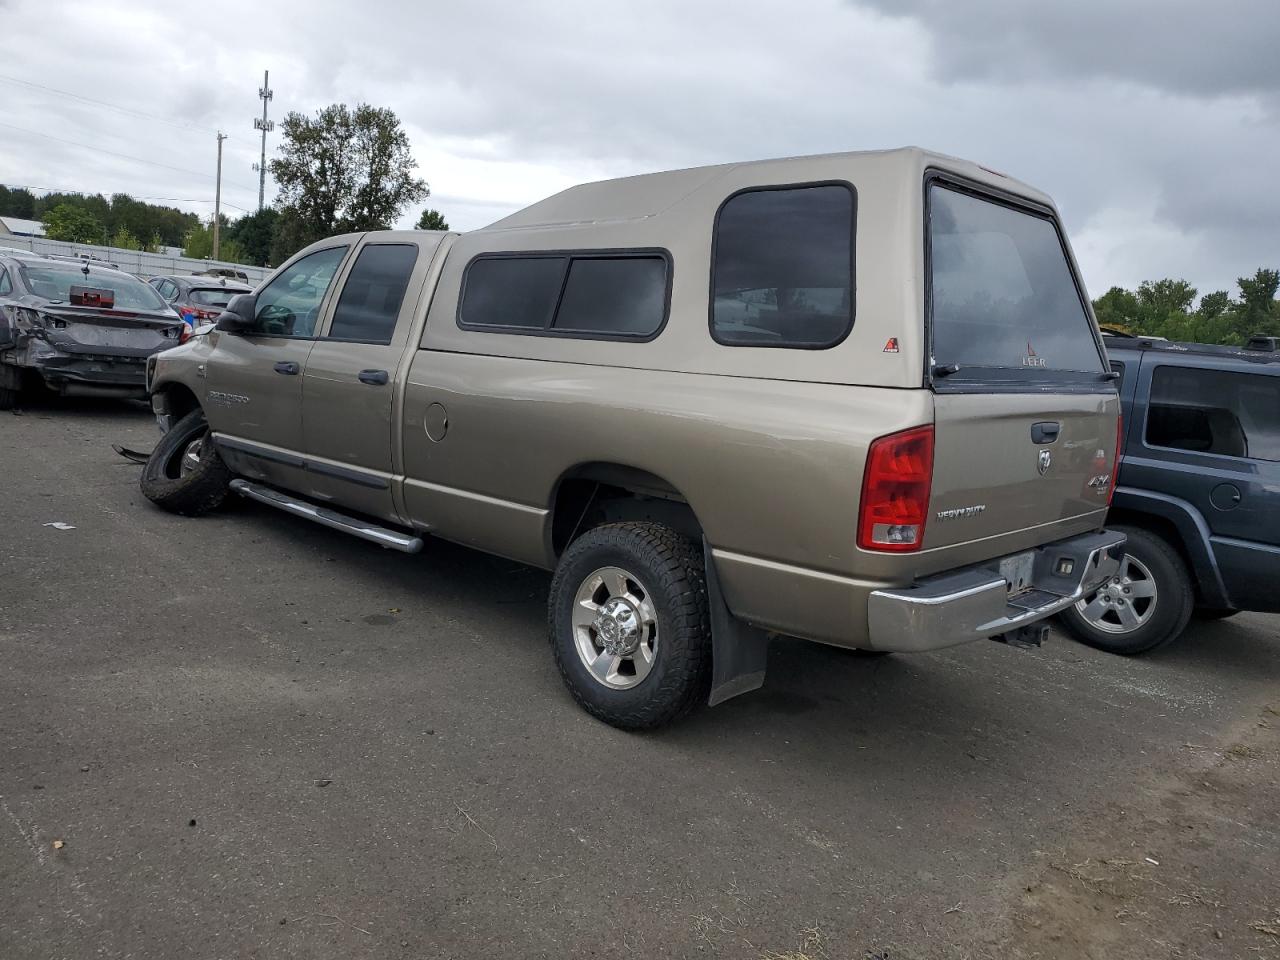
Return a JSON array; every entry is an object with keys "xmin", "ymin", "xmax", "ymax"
[
  {"xmin": 928, "ymin": 183, "xmax": 1104, "ymax": 380},
  {"xmin": 190, "ymin": 287, "xmax": 244, "ymax": 307},
  {"xmin": 18, "ymin": 263, "xmax": 169, "ymax": 311}
]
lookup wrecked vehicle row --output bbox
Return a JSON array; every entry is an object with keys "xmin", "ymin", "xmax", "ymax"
[{"xmin": 0, "ymin": 254, "xmax": 188, "ymax": 406}]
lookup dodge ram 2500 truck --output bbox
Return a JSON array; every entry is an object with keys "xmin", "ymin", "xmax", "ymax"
[{"xmin": 142, "ymin": 147, "xmax": 1125, "ymax": 729}]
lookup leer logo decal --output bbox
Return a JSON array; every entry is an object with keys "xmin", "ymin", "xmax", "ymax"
[{"xmin": 1022, "ymin": 339, "xmax": 1047, "ymax": 368}]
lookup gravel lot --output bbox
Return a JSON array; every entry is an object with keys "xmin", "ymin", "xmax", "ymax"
[{"xmin": 3, "ymin": 398, "xmax": 1278, "ymax": 960}]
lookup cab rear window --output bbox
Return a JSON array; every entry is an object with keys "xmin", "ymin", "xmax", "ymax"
[{"xmin": 928, "ymin": 183, "xmax": 1104, "ymax": 381}]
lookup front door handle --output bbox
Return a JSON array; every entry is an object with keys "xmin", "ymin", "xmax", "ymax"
[
  {"xmin": 358, "ymin": 369, "xmax": 389, "ymax": 386},
  {"xmin": 273, "ymin": 361, "xmax": 300, "ymax": 376},
  {"xmin": 1031, "ymin": 421, "xmax": 1061, "ymax": 444}
]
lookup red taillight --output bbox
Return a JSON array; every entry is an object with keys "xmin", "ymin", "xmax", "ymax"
[
  {"xmin": 179, "ymin": 324, "xmax": 192, "ymax": 344},
  {"xmin": 858, "ymin": 425, "xmax": 934, "ymax": 552},
  {"xmin": 1108, "ymin": 413, "xmax": 1123, "ymax": 505}
]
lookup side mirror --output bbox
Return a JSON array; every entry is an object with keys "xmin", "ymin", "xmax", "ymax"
[{"xmin": 215, "ymin": 293, "xmax": 258, "ymax": 333}]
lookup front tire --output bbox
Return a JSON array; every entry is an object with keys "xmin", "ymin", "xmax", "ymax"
[
  {"xmin": 140, "ymin": 409, "xmax": 232, "ymax": 516},
  {"xmin": 1056, "ymin": 525, "xmax": 1192, "ymax": 655},
  {"xmin": 548, "ymin": 522, "xmax": 712, "ymax": 730}
]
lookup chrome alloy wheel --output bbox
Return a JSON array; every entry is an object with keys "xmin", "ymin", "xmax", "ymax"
[
  {"xmin": 571, "ymin": 566, "xmax": 659, "ymax": 690},
  {"xmin": 179, "ymin": 436, "xmax": 204, "ymax": 476},
  {"xmin": 1074, "ymin": 553, "xmax": 1158, "ymax": 634}
]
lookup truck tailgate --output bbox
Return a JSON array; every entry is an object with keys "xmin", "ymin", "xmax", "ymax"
[{"xmin": 928, "ymin": 391, "xmax": 1119, "ymax": 550}]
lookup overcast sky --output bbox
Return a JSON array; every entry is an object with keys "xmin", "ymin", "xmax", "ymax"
[{"xmin": 1, "ymin": 0, "xmax": 1276, "ymax": 297}]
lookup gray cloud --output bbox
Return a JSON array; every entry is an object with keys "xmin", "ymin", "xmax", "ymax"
[
  {"xmin": 0, "ymin": 0, "xmax": 1276, "ymax": 299},
  {"xmin": 854, "ymin": 0, "xmax": 1280, "ymax": 98}
]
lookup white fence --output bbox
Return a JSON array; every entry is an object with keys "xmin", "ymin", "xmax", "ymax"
[{"xmin": 0, "ymin": 234, "xmax": 272, "ymax": 284}]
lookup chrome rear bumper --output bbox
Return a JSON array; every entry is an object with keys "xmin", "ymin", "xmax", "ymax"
[{"xmin": 867, "ymin": 530, "xmax": 1126, "ymax": 652}]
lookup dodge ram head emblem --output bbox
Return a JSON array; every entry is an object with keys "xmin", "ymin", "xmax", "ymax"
[{"xmin": 1037, "ymin": 449, "xmax": 1052, "ymax": 475}]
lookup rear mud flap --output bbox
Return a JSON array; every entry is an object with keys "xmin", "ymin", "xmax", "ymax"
[{"xmin": 704, "ymin": 538, "xmax": 771, "ymax": 706}]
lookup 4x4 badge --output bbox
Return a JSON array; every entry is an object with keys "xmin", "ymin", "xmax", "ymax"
[{"xmin": 1038, "ymin": 449, "xmax": 1052, "ymax": 475}]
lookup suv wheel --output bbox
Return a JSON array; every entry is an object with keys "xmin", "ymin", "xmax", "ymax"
[
  {"xmin": 1057, "ymin": 525, "xmax": 1192, "ymax": 655},
  {"xmin": 140, "ymin": 409, "xmax": 232, "ymax": 516},
  {"xmin": 548, "ymin": 522, "xmax": 712, "ymax": 730}
]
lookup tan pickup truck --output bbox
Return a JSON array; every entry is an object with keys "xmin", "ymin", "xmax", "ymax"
[{"xmin": 142, "ymin": 147, "xmax": 1124, "ymax": 728}]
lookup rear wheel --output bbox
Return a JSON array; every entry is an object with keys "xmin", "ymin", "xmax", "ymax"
[
  {"xmin": 140, "ymin": 409, "xmax": 232, "ymax": 516},
  {"xmin": 548, "ymin": 522, "xmax": 712, "ymax": 730},
  {"xmin": 1056, "ymin": 525, "xmax": 1192, "ymax": 655}
]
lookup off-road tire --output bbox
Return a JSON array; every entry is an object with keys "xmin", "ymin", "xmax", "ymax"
[
  {"xmin": 548, "ymin": 522, "xmax": 712, "ymax": 730},
  {"xmin": 1056, "ymin": 525, "xmax": 1193, "ymax": 655},
  {"xmin": 140, "ymin": 409, "xmax": 232, "ymax": 516}
]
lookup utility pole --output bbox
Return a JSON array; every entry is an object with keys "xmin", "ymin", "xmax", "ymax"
[
  {"xmin": 213, "ymin": 131, "xmax": 226, "ymax": 260},
  {"xmin": 252, "ymin": 70, "xmax": 274, "ymax": 212}
]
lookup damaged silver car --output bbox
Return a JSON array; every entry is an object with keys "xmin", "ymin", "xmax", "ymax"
[{"xmin": 0, "ymin": 253, "xmax": 187, "ymax": 407}]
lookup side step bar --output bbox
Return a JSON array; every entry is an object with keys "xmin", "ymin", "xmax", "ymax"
[{"xmin": 229, "ymin": 479, "xmax": 425, "ymax": 554}]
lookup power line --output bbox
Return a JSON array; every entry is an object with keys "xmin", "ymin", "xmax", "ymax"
[
  {"xmin": 1, "ymin": 183, "xmax": 253, "ymax": 213},
  {"xmin": 0, "ymin": 73, "xmax": 217, "ymax": 136},
  {"xmin": 0, "ymin": 121, "xmax": 259, "ymax": 194}
]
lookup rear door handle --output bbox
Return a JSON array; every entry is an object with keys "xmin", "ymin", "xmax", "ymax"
[
  {"xmin": 1031, "ymin": 421, "xmax": 1060, "ymax": 444},
  {"xmin": 358, "ymin": 369, "xmax": 389, "ymax": 386},
  {"xmin": 273, "ymin": 361, "xmax": 300, "ymax": 376}
]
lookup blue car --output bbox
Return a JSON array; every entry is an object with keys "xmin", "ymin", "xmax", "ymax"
[{"xmin": 1057, "ymin": 331, "xmax": 1280, "ymax": 653}]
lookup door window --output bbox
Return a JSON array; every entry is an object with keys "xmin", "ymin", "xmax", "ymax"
[
  {"xmin": 1146, "ymin": 366, "xmax": 1280, "ymax": 461},
  {"xmin": 326, "ymin": 244, "xmax": 418, "ymax": 343},
  {"xmin": 252, "ymin": 246, "xmax": 348, "ymax": 337}
]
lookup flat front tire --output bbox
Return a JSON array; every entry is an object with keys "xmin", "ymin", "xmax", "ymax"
[
  {"xmin": 548, "ymin": 522, "xmax": 712, "ymax": 730},
  {"xmin": 140, "ymin": 409, "xmax": 232, "ymax": 516},
  {"xmin": 1056, "ymin": 525, "xmax": 1193, "ymax": 655}
]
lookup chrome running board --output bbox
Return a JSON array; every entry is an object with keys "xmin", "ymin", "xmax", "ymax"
[{"xmin": 229, "ymin": 478, "xmax": 424, "ymax": 553}]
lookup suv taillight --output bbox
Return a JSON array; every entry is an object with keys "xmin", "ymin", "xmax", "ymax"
[
  {"xmin": 1109, "ymin": 413, "xmax": 1123, "ymax": 505},
  {"xmin": 857, "ymin": 425, "xmax": 934, "ymax": 552}
]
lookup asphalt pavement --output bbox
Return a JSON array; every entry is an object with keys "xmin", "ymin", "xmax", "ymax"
[{"xmin": 2, "ymin": 397, "xmax": 1278, "ymax": 960}]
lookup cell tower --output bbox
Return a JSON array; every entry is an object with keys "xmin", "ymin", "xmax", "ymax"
[{"xmin": 251, "ymin": 70, "xmax": 274, "ymax": 212}]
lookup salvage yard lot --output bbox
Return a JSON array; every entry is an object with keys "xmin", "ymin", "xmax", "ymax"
[{"xmin": 2, "ymin": 399, "xmax": 1278, "ymax": 960}]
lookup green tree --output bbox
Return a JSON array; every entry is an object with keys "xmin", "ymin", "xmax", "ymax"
[
  {"xmin": 415, "ymin": 208, "xmax": 449, "ymax": 231},
  {"xmin": 224, "ymin": 207, "xmax": 280, "ymax": 266},
  {"xmin": 1236, "ymin": 268, "xmax": 1280, "ymax": 337},
  {"xmin": 0, "ymin": 184, "xmax": 37, "ymax": 218},
  {"xmin": 182, "ymin": 215, "xmax": 245, "ymax": 263},
  {"xmin": 269, "ymin": 102, "xmax": 428, "ymax": 259},
  {"xmin": 111, "ymin": 225, "xmax": 140, "ymax": 250},
  {"xmin": 1092, "ymin": 286, "xmax": 1141, "ymax": 332},
  {"xmin": 42, "ymin": 202, "xmax": 105, "ymax": 243}
]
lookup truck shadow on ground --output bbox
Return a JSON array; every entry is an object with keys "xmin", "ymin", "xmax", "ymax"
[{"xmin": 226, "ymin": 498, "xmax": 1278, "ymax": 764}]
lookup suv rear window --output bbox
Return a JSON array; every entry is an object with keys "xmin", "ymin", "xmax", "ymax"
[
  {"xmin": 1146, "ymin": 366, "xmax": 1280, "ymax": 461},
  {"xmin": 928, "ymin": 183, "xmax": 1104, "ymax": 380},
  {"xmin": 711, "ymin": 183, "xmax": 854, "ymax": 348}
]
